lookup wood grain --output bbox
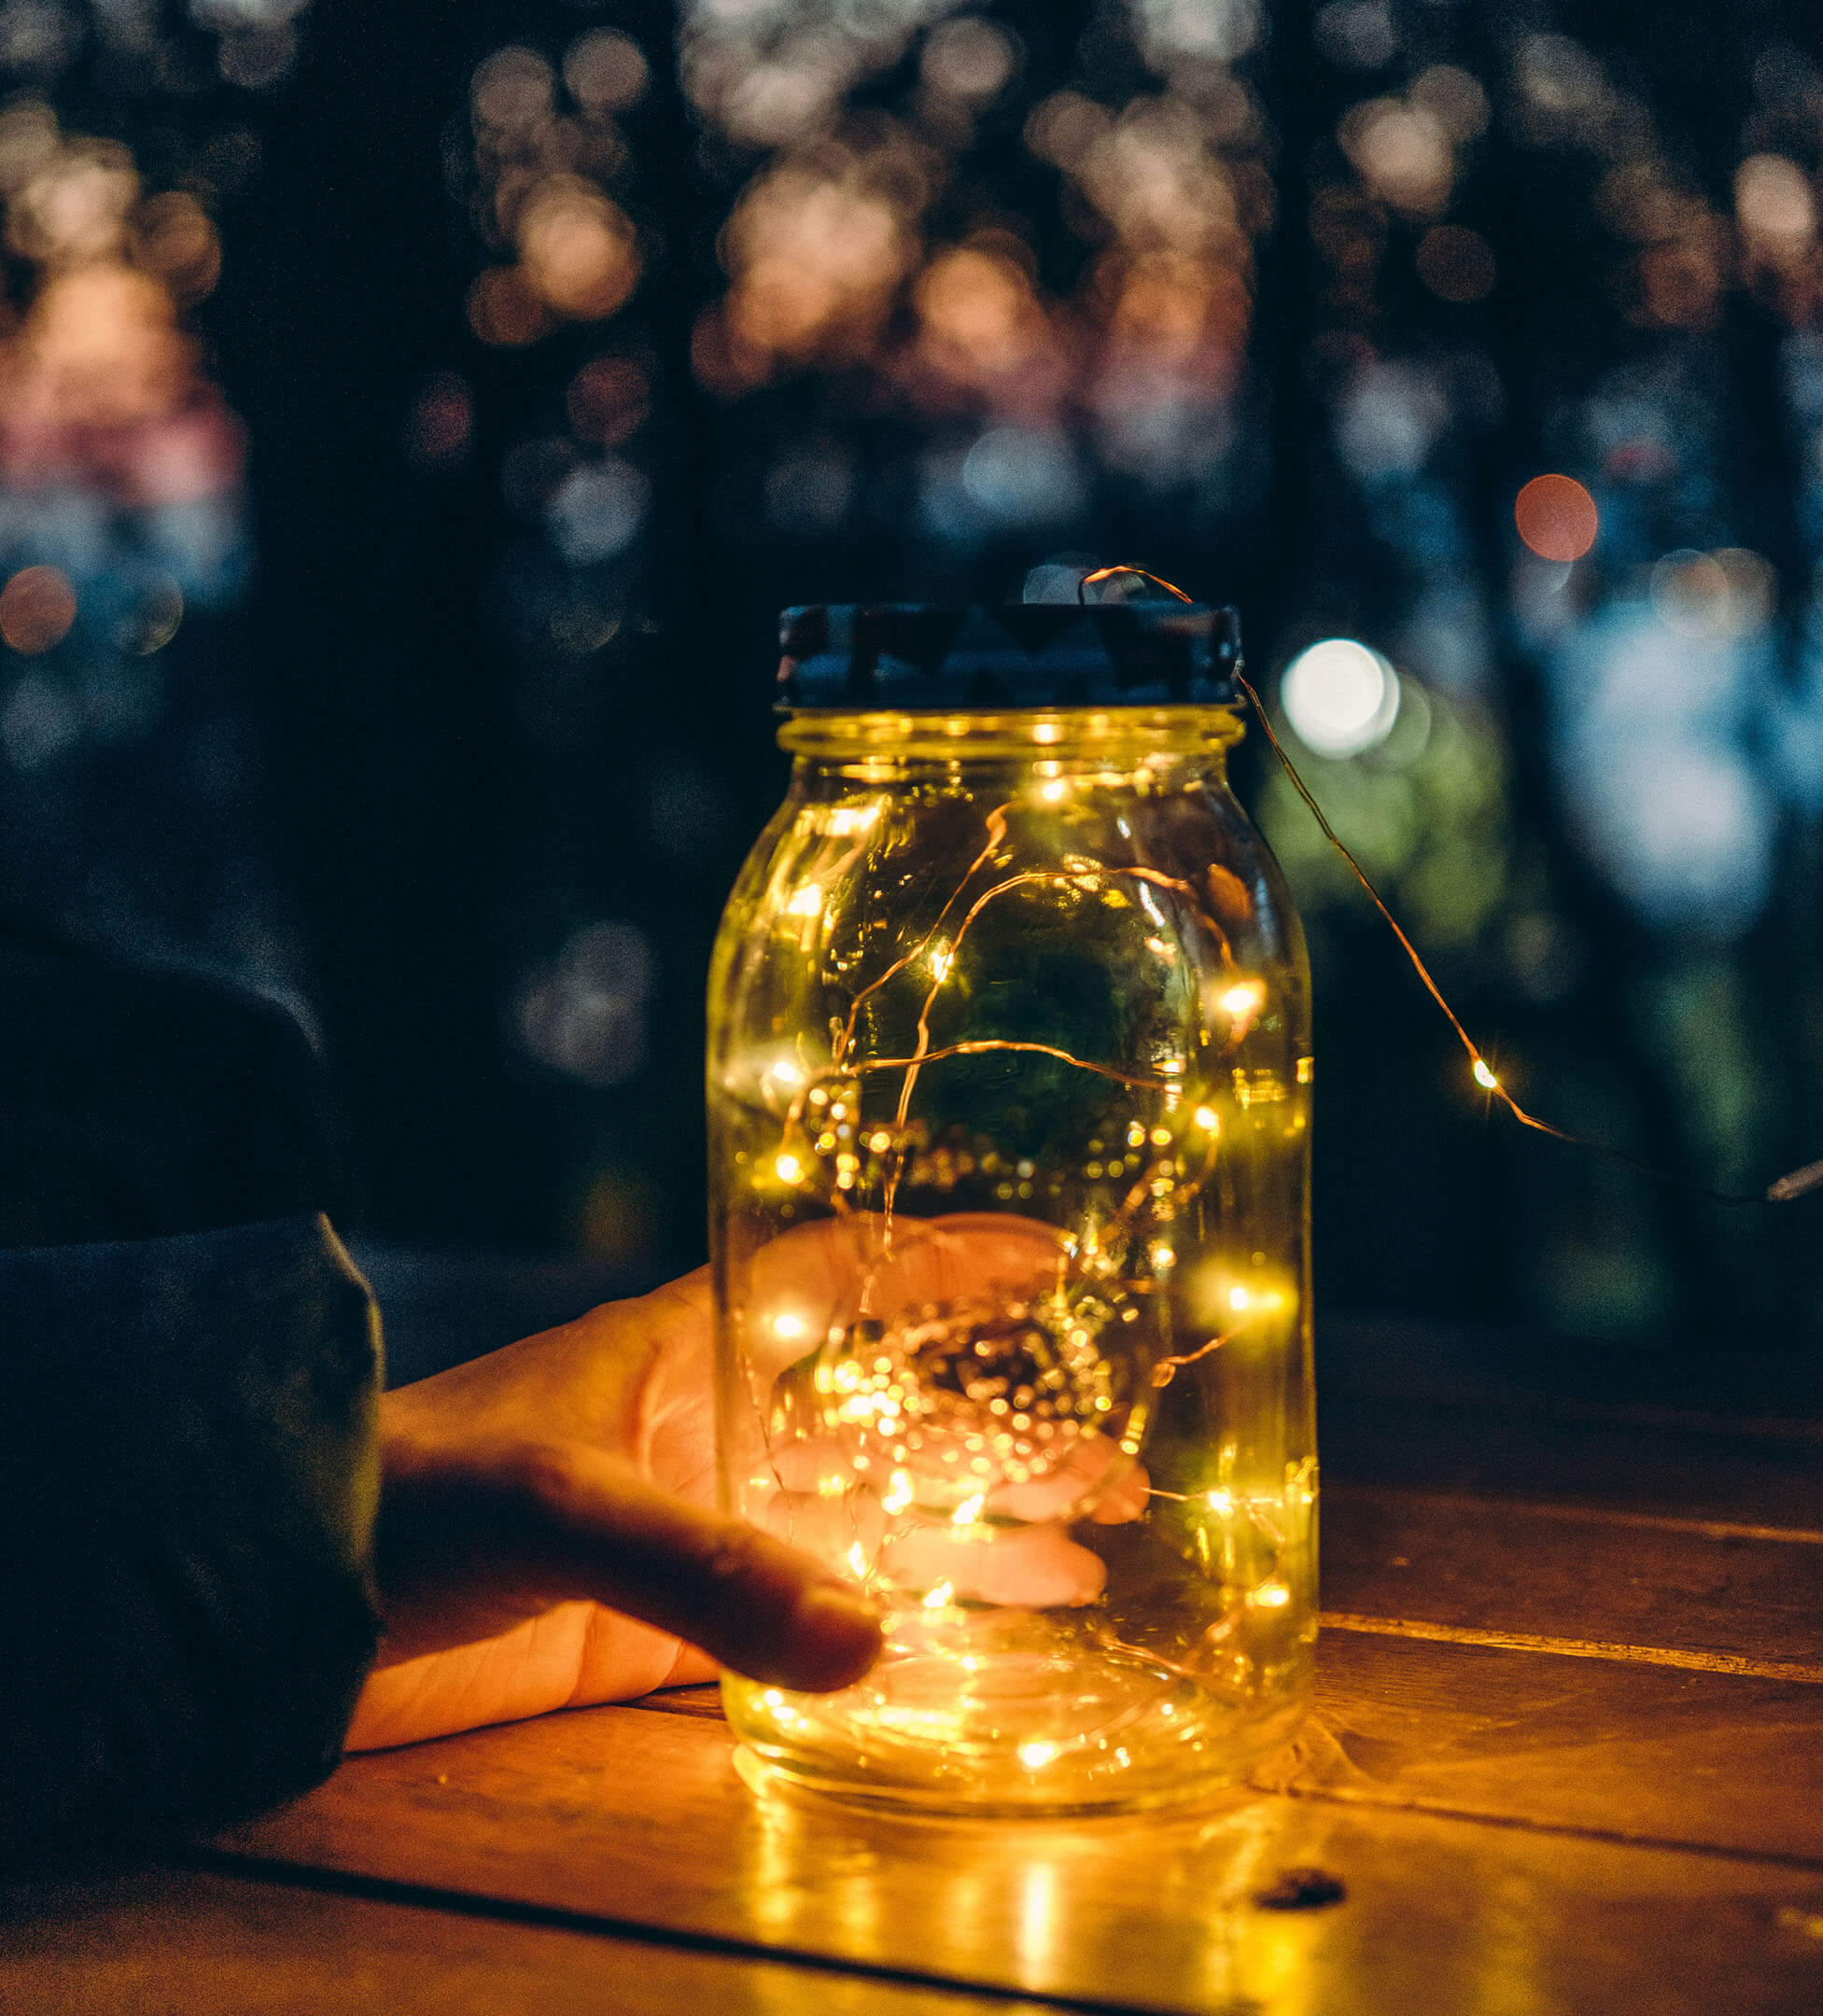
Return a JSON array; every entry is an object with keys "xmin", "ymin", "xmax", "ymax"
[
  {"xmin": 0, "ymin": 1866, "xmax": 1060, "ymax": 2016},
  {"xmin": 1320, "ymin": 1481, "xmax": 1823, "ymax": 1670},
  {"xmin": 165, "ymin": 1315, "xmax": 1823, "ymax": 2013},
  {"xmin": 214, "ymin": 1696, "xmax": 1823, "ymax": 2015},
  {"xmin": 1276, "ymin": 1627, "xmax": 1823, "ymax": 1859}
]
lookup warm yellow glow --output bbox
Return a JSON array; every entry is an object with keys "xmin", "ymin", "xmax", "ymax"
[
  {"xmin": 923, "ymin": 1580, "xmax": 954, "ymax": 1608},
  {"xmin": 1040, "ymin": 778, "xmax": 1068, "ymax": 802},
  {"xmin": 825, "ymin": 804, "xmax": 880, "ymax": 835},
  {"xmin": 882, "ymin": 1470, "xmax": 913, "ymax": 1515},
  {"xmin": 1220, "ymin": 982, "xmax": 1264, "ymax": 1020},
  {"xmin": 1194, "ymin": 1104, "xmax": 1219, "ymax": 1133},
  {"xmin": 1017, "ymin": 1741, "xmax": 1059, "ymax": 1770},
  {"xmin": 952, "ymin": 1491, "xmax": 985, "ymax": 1525},
  {"xmin": 1228, "ymin": 1286, "xmax": 1251, "ymax": 1312},
  {"xmin": 771, "ymin": 1312, "xmax": 807, "ymax": 1342},
  {"xmin": 1472, "ymin": 1057, "xmax": 1498, "ymax": 1090},
  {"xmin": 1249, "ymin": 1581, "xmax": 1292, "ymax": 1609},
  {"xmin": 774, "ymin": 1153, "xmax": 806, "ymax": 1184},
  {"xmin": 847, "ymin": 1542, "xmax": 868, "ymax": 1576},
  {"xmin": 929, "ymin": 944, "xmax": 953, "ymax": 980},
  {"xmin": 786, "ymin": 884, "xmax": 823, "ymax": 917}
]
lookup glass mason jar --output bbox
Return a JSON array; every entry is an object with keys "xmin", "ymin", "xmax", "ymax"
[{"xmin": 708, "ymin": 602, "xmax": 1314, "ymax": 1813}]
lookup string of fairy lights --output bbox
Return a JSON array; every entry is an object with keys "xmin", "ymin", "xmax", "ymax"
[
  {"xmin": 7, "ymin": 4, "xmax": 1823, "ymax": 1294},
  {"xmin": 1084, "ymin": 567, "xmax": 1823, "ymax": 1210}
]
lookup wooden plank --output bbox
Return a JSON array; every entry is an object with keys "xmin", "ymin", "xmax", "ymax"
[
  {"xmin": 1320, "ymin": 1482, "xmax": 1823, "ymax": 1671},
  {"xmin": 0, "ymin": 1865, "xmax": 1059, "ymax": 2016},
  {"xmin": 1273, "ymin": 1628, "xmax": 1823, "ymax": 1859},
  {"xmin": 215, "ymin": 1698, "xmax": 1823, "ymax": 2016},
  {"xmin": 632, "ymin": 1504, "xmax": 1823, "ymax": 1855}
]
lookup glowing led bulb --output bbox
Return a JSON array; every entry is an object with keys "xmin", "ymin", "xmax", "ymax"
[
  {"xmin": 1194, "ymin": 1105, "xmax": 1220, "ymax": 1133},
  {"xmin": 774, "ymin": 1152, "xmax": 805, "ymax": 1184},
  {"xmin": 923, "ymin": 1580, "xmax": 955, "ymax": 1609},
  {"xmin": 1472, "ymin": 1058, "xmax": 1498, "ymax": 1091},
  {"xmin": 1220, "ymin": 982, "xmax": 1264, "ymax": 1020},
  {"xmin": 771, "ymin": 1312, "xmax": 807, "ymax": 1342},
  {"xmin": 1018, "ymin": 1742, "xmax": 1059, "ymax": 1770},
  {"xmin": 786, "ymin": 885, "xmax": 824, "ymax": 917}
]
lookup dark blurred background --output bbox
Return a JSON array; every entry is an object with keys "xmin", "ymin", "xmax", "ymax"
[{"xmin": 5, "ymin": 0, "xmax": 1822, "ymax": 1350}]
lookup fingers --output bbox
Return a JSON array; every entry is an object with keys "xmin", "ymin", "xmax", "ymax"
[
  {"xmin": 501, "ymin": 1444, "xmax": 883, "ymax": 1693},
  {"xmin": 741, "ymin": 1211, "xmax": 1068, "ymax": 1379},
  {"xmin": 994, "ymin": 1448, "xmax": 1151, "ymax": 1527},
  {"xmin": 881, "ymin": 1524, "xmax": 1107, "ymax": 1607}
]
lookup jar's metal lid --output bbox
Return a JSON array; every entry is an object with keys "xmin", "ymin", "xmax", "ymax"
[{"xmin": 777, "ymin": 602, "xmax": 1241, "ymax": 710}]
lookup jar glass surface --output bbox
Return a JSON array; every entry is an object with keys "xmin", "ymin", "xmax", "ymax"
[{"xmin": 708, "ymin": 706, "xmax": 1314, "ymax": 1812}]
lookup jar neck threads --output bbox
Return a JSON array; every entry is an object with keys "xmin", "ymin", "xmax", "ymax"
[{"xmin": 778, "ymin": 707, "xmax": 1244, "ymax": 776}]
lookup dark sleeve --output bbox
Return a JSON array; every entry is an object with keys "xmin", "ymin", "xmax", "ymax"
[
  {"xmin": 0, "ymin": 917, "xmax": 381, "ymax": 1862},
  {"xmin": 0, "ymin": 1214, "xmax": 383, "ymax": 1861}
]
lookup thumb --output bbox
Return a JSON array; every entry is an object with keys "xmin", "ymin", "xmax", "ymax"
[{"xmin": 453, "ymin": 1443, "xmax": 885, "ymax": 1693}]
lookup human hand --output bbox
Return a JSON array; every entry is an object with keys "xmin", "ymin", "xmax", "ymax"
[
  {"xmin": 346, "ymin": 1256, "xmax": 884, "ymax": 1751},
  {"xmin": 348, "ymin": 1213, "xmax": 1147, "ymax": 1752},
  {"xmin": 736, "ymin": 1211, "xmax": 1150, "ymax": 1611}
]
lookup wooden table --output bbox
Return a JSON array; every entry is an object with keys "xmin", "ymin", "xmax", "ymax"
[{"xmin": 7, "ymin": 1311, "xmax": 1823, "ymax": 2014}]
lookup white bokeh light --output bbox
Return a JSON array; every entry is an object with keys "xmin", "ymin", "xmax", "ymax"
[{"xmin": 1282, "ymin": 638, "xmax": 1401, "ymax": 756}]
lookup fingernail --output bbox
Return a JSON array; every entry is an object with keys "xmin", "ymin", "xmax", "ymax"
[{"xmin": 787, "ymin": 1583, "xmax": 883, "ymax": 1690}]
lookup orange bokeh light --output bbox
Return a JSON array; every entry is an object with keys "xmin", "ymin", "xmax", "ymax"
[
  {"xmin": 0, "ymin": 566, "xmax": 77, "ymax": 653},
  {"xmin": 1514, "ymin": 473, "xmax": 1599, "ymax": 563},
  {"xmin": 517, "ymin": 180, "xmax": 638, "ymax": 320}
]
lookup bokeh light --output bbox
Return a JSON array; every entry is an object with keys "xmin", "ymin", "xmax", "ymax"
[
  {"xmin": 7, "ymin": 0, "xmax": 1812, "ymax": 1340},
  {"xmin": 1514, "ymin": 474, "xmax": 1599, "ymax": 563},
  {"xmin": 0, "ymin": 565, "xmax": 77, "ymax": 653},
  {"xmin": 517, "ymin": 179, "xmax": 638, "ymax": 320},
  {"xmin": 1415, "ymin": 225, "xmax": 1495, "ymax": 303},
  {"xmin": 405, "ymin": 372, "xmax": 474, "ymax": 472},
  {"xmin": 1282, "ymin": 638, "xmax": 1400, "ymax": 757}
]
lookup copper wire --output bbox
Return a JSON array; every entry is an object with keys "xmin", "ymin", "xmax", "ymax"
[{"xmin": 1078, "ymin": 565, "xmax": 1823, "ymax": 1209}]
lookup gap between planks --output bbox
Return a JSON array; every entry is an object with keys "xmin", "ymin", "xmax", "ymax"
[
  {"xmin": 639, "ymin": 1588, "xmax": 1823, "ymax": 1721},
  {"xmin": 1317, "ymin": 1612, "xmax": 1823, "ymax": 1683},
  {"xmin": 1325, "ymin": 1481, "xmax": 1823, "ymax": 1547},
  {"xmin": 176, "ymin": 1849, "xmax": 1179, "ymax": 2016}
]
